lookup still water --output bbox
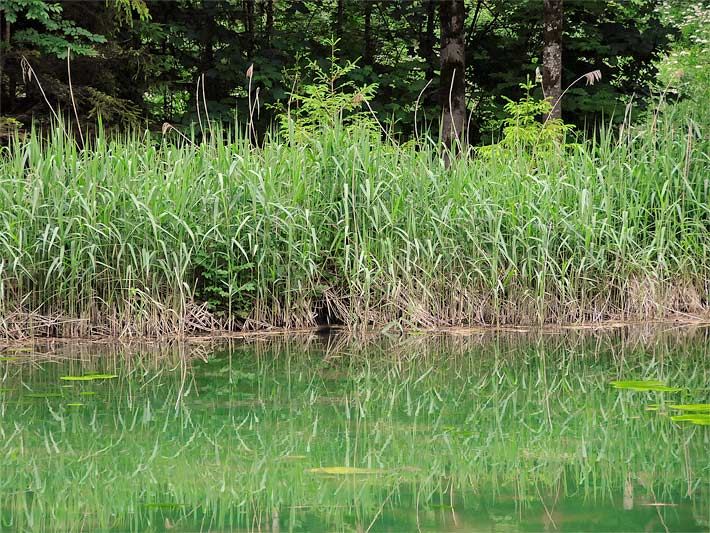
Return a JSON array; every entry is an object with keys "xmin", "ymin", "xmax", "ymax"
[{"xmin": 0, "ymin": 328, "xmax": 708, "ymax": 532}]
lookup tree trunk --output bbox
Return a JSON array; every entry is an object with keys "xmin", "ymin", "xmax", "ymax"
[
  {"xmin": 363, "ymin": 1, "xmax": 373, "ymax": 64},
  {"xmin": 244, "ymin": 0, "xmax": 255, "ymax": 56},
  {"xmin": 543, "ymin": 0, "xmax": 563, "ymax": 120},
  {"xmin": 265, "ymin": 0, "xmax": 274, "ymax": 47},
  {"xmin": 439, "ymin": 0, "xmax": 466, "ymax": 155},
  {"xmin": 0, "ymin": 15, "xmax": 10, "ymax": 110},
  {"xmin": 334, "ymin": 0, "xmax": 344, "ymax": 41},
  {"xmin": 420, "ymin": 0, "xmax": 437, "ymax": 79}
]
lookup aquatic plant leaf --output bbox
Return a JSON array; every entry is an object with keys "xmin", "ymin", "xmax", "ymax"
[
  {"xmin": 610, "ymin": 380, "xmax": 681, "ymax": 392},
  {"xmin": 60, "ymin": 374, "xmax": 118, "ymax": 381},
  {"xmin": 670, "ymin": 414, "xmax": 710, "ymax": 425},
  {"xmin": 66, "ymin": 402, "xmax": 84, "ymax": 407},
  {"xmin": 668, "ymin": 404, "xmax": 710, "ymax": 412},
  {"xmin": 26, "ymin": 392, "xmax": 63, "ymax": 398},
  {"xmin": 307, "ymin": 466, "xmax": 384, "ymax": 475}
]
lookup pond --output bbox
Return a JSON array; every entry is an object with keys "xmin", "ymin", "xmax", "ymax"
[{"xmin": 0, "ymin": 327, "xmax": 708, "ymax": 532}]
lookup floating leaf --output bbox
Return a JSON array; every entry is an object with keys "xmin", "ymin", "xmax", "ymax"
[
  {"xmin": 610, "ymin": 380, "xmax": 681, "ymax": 392},
  {"xmin": 60, "ymin": 374, "xmax": 117, "ymax": 381},
  {"xmin": 307, "ymin": 467, "xmax": 384, "ymax": 475},
  {"xmin": 66, "ymin": 402, "xmax": 84, "ymax": 407},
  {"xmin": 79, "ymin": 391, "xmax": 97, "ymax": 396},
  {"xmin": 26, "ymin": 392, "xmax": 63, "ymax": 398},
  {"xmin": 670, "ymin": 414, "xmax": 710, "ymax": 425},
  {"xmin": 668, "ymin": 404, "xmax": 710, "ymax": 412}
]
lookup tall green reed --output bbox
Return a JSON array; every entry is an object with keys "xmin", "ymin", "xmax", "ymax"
[{"xmin": 0, "ymin": 106, "xmax": 707, "ymax": 337}]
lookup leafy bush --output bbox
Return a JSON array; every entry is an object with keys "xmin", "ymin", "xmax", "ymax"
[
  {"xmin": 478, "ymin": 78, "xmax": 575, "ymax": 158},
  {"xmin": 276, "ymin": 39, "xmax": 379, "ymax": 141}
]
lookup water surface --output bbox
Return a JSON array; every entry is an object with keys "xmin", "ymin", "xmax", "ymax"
[{"xmin": 1, "ymin": 328, "xmax": 708, "ymax": 531}]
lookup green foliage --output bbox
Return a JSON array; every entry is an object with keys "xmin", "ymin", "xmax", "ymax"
[
  {"xmin": 111, "ymin": 0, "xmax": 151, "ymax": 26},
  {"xmin": 194, "ymin": 250, "xmax": 255, "ymax": 318},
  {"xmin": 85, "ymin": 87, "xmax": 143, "ymax": 124},
  {"xmin": 3, "ymin": 0, "xmax": 107, "ymax": 57},
  {"xmin": 1, "ymin": 0, "xmax": 685, "ymax": 139},
  {"xmin": 654, "ymin": 2, "xmax": 710, "ymax": 114},
  {"xmin": 0, "ymin": 93, "xmax": 707, "ymax": 336},
  {"xmin": 478, "ymin": 78, "xmax": 574, "ymax": 157},
  {"xmin": 277, "ymin": 40, "xmax": 379, "ymax": 141}
]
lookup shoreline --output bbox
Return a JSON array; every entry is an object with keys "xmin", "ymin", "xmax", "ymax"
[{"xmin": 2, "ymin": 315, "xmax": 709, "ymax": 348}]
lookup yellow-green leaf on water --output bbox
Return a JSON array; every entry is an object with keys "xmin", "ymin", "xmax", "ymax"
[
  {"xmin": 307, "ymin": 466, "xmax": 384, "ymax": 475},
  {"xmin": 60, "ymin": 374, "xmax": 118, "ymax": 381},
  {"xmin": 670, "ymin": 414, "xmax": 710, "ymax": 425},
  {"xmin": 610, "ymin": 380, "xmax": 681, "ymax": 392},
  {"xmin": 66, "ymin": 403, "xmax": 84, "ymax": 407},
  {"xmin": 79, "ymin": 391, "xmax": 97, "ymax": 396},
  {"xmin": 668, "ymin": 404, "xmax": 710, "ymax": 412}
]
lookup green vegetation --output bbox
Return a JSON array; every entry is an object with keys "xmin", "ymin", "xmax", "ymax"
[
  {"xmin": 0, "ymin": 330, "xmax": 708, "ymax": 531},
  {"xmin": 1, "ymin": 78, "xmax": 708, "ymax": 336},
  {"xmin": 0, "ymin": 0, "xmax": 678, "ymax": 137},
  {"xmin": 1, "ymin": 2, "xmax": 708, "ymax": 338}
]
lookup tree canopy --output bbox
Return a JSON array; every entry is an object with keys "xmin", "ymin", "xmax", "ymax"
[{"xmin": 0, "ymin": 0, "xmax": 688, "ymax": 141}]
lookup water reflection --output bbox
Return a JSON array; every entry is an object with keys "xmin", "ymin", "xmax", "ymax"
[{"xmin": 0, "ymin": 326, "xmax": 708, "ymax": 531}]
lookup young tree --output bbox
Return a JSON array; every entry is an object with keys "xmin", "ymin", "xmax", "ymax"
[
  {"xmin": 543, "ymin": 0, "xmax": 563, "ymax": 120},
  {"xmin": 439, "ymin": 0, "xmax": 466, "ymax": 153}
]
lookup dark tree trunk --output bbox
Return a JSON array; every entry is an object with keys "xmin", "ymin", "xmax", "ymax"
[
  {"xmin": 543, "ymin": 0, "xmax": 563, "ymax": 120},
  {"xmin": 420, "ymin": 0, "xmax": 437, "ymax": 79},
  {"xmin": 334, "ymin": 0, "xmax": 344, "ymax": 40},
  {"xmin": 244, "ymin": 0, "xmax": 255, "ymax": 56},
  {"xmin": 265, "ymin": 0, "xmax": 274, "ymax": 47},
  {"xmin": 439, "ymin": 0, "xmax": 466, "ymax": 154},
  {"xmin": 0, "ymin": 15, "xmax": 10, "ymax": 111},
  {"xmin": 363, "ymin": 1, "xmax": 373, "ymax": 64}
]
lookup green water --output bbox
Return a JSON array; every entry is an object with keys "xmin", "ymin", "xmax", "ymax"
[{"xmin": 0, "ymin": 329, "xmax": 708, "ymax": 532}]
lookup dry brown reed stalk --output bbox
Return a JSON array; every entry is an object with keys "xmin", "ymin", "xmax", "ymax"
[
  {"xmin": 414, "ymin": 79, "xmax": 432, "ymax": 143},
  {"xmin": 161, "ymin": 122, "xmax": 195, "ymax": 146},
  {"xmin": 544, "ymin": 69, "xmax": 602, "ymax": 125},
  {"xmin": 20, "ymin": 56, "xmax": 69, "ymax": 139},
  {"xmin": 361, "ymin": 96, "xmax": 397, "ymax": 145},
  {"xmin": 246, "ymin": 63, "xmax": 257, "ymax": 143},
  {"xmin": 0, "ymin": 299, "xmax": 223, "ymax": 340},
  {"xmin": 200, "ymin": 72, "xmax": 213, "ymax": 140},
  {"xmin": 447, "ymin": 67, "xmax": 460, "ymax": 144},
  {"xmin": 66, "ymin": 48, "xmax": 85, "ymax": 148},
  {"xmin": 195, "ymin": 75, "xmax": 205, "ymax": 140}
]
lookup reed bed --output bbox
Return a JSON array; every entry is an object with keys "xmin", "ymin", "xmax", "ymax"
[{"xmin": 0, "ymin": 105, "xmax": 708, "ymax": 337}]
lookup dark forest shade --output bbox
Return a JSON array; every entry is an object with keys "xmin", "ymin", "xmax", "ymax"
[
  {"xmin": 0, "ymin": 0, "xmax": 687, "ymax": 141},
  {"xmin": 439, "ymin": 0, "xmax": 466, "ymax": 153}
]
